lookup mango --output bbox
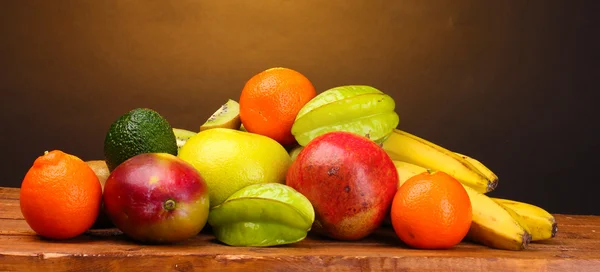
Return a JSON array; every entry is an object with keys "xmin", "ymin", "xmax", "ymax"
[{"xmin": 102, "ymin": 153, "xmax": 210, "ymax": 244}]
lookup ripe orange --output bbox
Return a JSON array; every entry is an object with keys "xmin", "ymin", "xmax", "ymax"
[
  {"xmin": 239, "ymin": 67, "xmax": 316, "ymax": 145},
  {"xmin": 390, "ymin": 170, "xmax": 472, "ymax": 249},
  {"xmin": 20, "ymin": 150, "xmax": 103, "ymax": 239}
]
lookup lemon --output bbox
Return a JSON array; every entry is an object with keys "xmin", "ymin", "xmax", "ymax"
[{"xmin": 177, "ymin": 128, "xmax": 291, "ymax": 208}]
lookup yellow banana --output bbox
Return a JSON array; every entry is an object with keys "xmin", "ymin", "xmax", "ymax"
[
  {"xmin": 382, "ymin": 129, "xmax": 496, "ymax": 193},
  {"xmin": 392, "ymin": 160, "xmax": 427, "ymax": 187},
  {"xmin": 454, "ymin": 152, "xmax": 499, "ymax": 185},
  {"xmin": 393, "ymin": 160, "xmax": 531, "ymax": 250},
  {"xmin": 492, "ymin": 198, "xmax": 557, "ymax": 241},
  {"xmin": 464, "ymin": 185, "xmax": 532, "ymax": 250}
]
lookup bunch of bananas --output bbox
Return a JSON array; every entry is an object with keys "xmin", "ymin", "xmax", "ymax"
[{"xmin": 382, "ymin": 129, "xmax": 557, "ymax": 250}]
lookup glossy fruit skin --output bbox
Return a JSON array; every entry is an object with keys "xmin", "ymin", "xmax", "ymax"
[
  {"xmin": 239, "ymin": 67, "xmax": 316, "ymax": 146},
  {"xmin": 390, "ymin": 171, "xmax": 472, "ymax": 249},
  {"xmin": 208, "ymin": 183, "xmax": 315, "ymax": 247},
  {"xmin": 20, "ymin": 150, "xmax": 102, "ymax": 240},
  {"xmin": 382, "ymin": 129, "xmax": 495, "ymax": 193},
  {"xmin": 286, "ymin": 131, "xmax": 398, "ymax": 241},
  {"xmin": 177, "ymin": 128, "xmax": 291, "ymax": 208},
  {"xmin": 492, "ymin": 198, "xmax": 557, "ymax": 241},
  {"xmin": 103, "ymin": 153, "xmax": 209, "ymax": 244},
  {"xmin": 291, "ymin": 85, "xmax": 399, "ymax": 146}
]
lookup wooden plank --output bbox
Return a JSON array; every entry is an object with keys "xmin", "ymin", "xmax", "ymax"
[
  {"xmin": 0, "ymin": 199, "xmax": 22, "ymax": 220},
  {"xmin": 0, "ymin": 187, "xmax": 19, "ymax": 200},
  {"xmin": 0, "ymin": 226, "xmax": 598, "ymax": 258},
  {"xmin": 558, "ymin": 215, "xmax": 600, "ymax": 227},
  {"xmin": 1, "ymin": 253, "xmax": 598, "ymax": 272},
  {"xmin": 1, "ymin": 224, "xmax": 598, "ymax": 257},
  {"xmin": 0, "ymin": 222, "xmax": 599, "ymax": 271},
  {"xmin": 0, "ymin": 219, "xmax": 33, "ymax": 235},
  {"xmin": 1, "ymin": 187, "xmax": 600, "ymax": 271},
  {"xmin": 0, "ymin": 231, "xmax": 599, "ymax": 272}
]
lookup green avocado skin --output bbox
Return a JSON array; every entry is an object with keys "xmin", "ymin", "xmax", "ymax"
[{"xmin": 104, "ymin": 108, "xmax": 178, "ymax": 172}]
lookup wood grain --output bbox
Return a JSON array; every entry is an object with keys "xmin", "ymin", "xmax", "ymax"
[
  {"xmin": 1, "ymin": 187, "xmax": 599, "ymax": 272},
  {"xmin": 0, "ymin": 187, "xmax": 19, "ymax": 200}
]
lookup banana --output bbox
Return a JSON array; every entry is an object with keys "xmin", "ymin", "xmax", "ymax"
[
  {"xmin": 392, "ymin": 160, "xmax": 427, "ymax": 187},
  {"xmin": 393, "ymin": 160, "xmax": 531, "ymax": 250},
  {"xmin": 492, "ymin": 198, "xmax": 558, "ymax": 241},
  {"xmin": 463, "ymin": 185, "xmax": 532, "ymax": 250},
  {"xmin": 454, "ymin": 152, "xmax": 499, "ymax": 185},
  {"xmin": 382, "ymin": 129, "xmax": 497, "ymax": 193}
]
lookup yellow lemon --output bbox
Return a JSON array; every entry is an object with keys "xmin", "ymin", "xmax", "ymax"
[{"xmin": 177, "ymin": 128, "xmax": 291, "ymax": 208}]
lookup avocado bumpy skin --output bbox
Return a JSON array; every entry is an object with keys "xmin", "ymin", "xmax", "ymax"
[{"xmin": 104, "ymin": 108, "xmax": 178, "ymax": 171}]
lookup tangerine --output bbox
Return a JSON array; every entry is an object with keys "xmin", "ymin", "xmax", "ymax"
[
  {"xmin": 239, "ymin": 67, "xmax": 316, "ymax": 145},
  {"xmin": 20, "ymin": 150, "xmax": 103, "ymax": 239},
  {"xmin": 390, "ymin": 170, "xmax": 472, "ymax": 249}
]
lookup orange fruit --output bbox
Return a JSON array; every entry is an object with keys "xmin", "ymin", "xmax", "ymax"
[
  {"xmin": 239, "ymin": 67, "xmax": 316, "ymax": 145},
  {"xmin": 390, "ymin": 170, "xmax": 472, "ymax": 249},
  {"xmin": 20, "ymin": 150, "xmax": 103, "ymax": 239}
]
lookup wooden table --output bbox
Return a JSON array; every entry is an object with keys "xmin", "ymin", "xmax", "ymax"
[{"xmin": 1, "ymin": 187, "xmax": 599, "ymax": 271}]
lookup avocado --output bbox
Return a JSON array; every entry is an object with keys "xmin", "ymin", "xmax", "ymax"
[{"xmin": 104, "ymin": 108, "xmax": 178, "ymax": 171}]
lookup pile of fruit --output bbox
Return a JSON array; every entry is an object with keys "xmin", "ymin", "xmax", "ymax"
[{"xmin": 19, "ymin": 67, "xmax": 557, "ymax": 251}]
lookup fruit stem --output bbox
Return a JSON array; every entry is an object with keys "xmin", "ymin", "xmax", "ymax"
[
  {"xmin": 164, "ymin": 199, "xmax": 176, "ymax": 211},
  {"xmin": 552, "ymin": 222, "xmax": 558, "ymax": 237},
  {"xmin": 426, "ymin": 168, "xmax": 435, "ymax": 174}
]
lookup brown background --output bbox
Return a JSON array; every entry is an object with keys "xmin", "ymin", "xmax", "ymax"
[{"xmin": 0, "ymin": 1, "xmax": 597, "ymax": 215}]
